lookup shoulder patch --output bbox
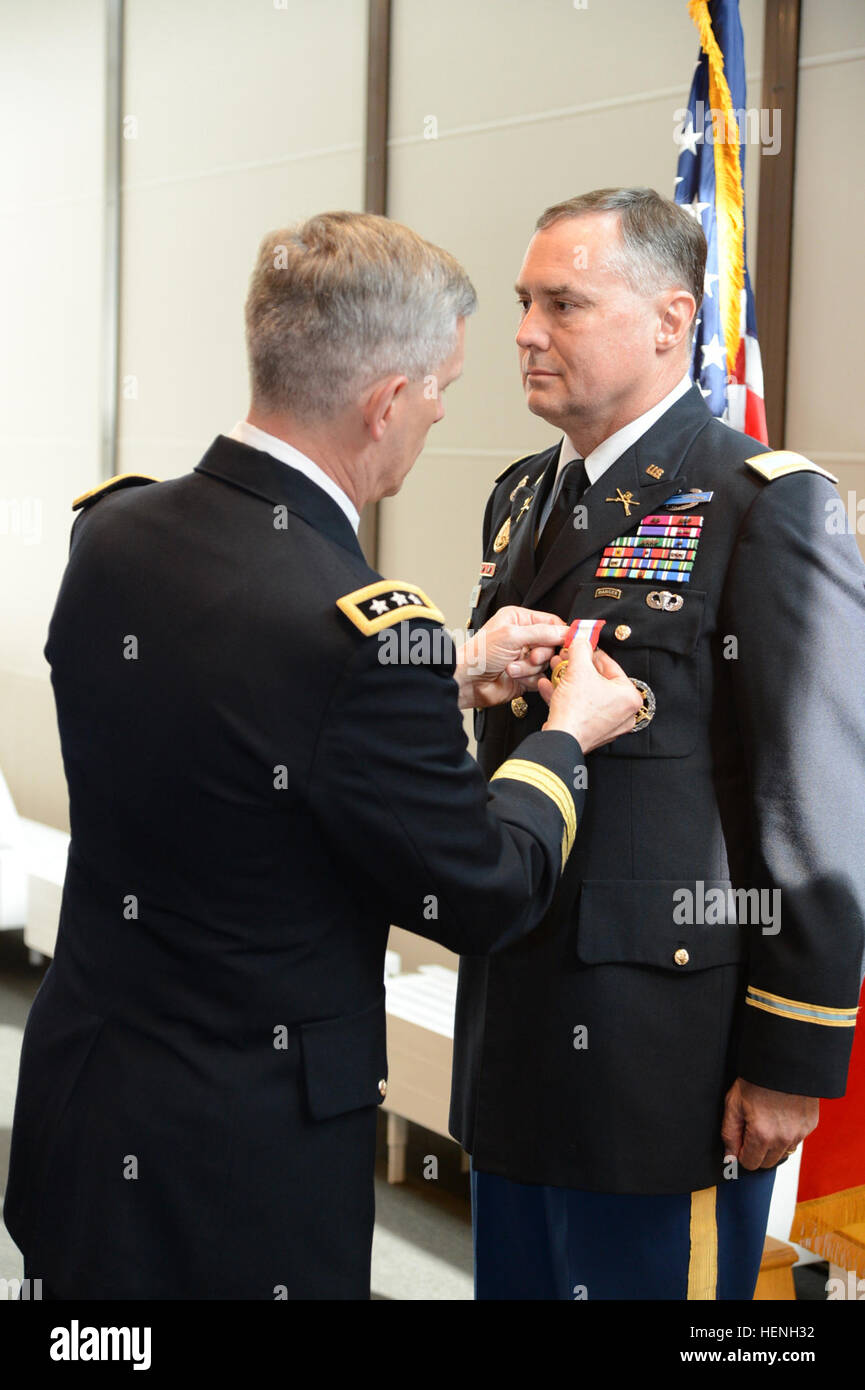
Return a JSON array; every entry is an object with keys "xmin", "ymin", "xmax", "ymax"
[
  {"xmin": 745, "ymin": 451, "xmax": 838, "ymax": 485},
  {"xmin": 336, "ymin": 580, "xmax": 445, "ymax": 636},
  {"xmin": 72, "ymin": 473, "xmax": 160, "ymax": 511}
]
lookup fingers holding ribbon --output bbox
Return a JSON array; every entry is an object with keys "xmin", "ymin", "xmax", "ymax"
[{"xmin": 551, "ymin": 619, "xmax": 656, "ymax": 733}]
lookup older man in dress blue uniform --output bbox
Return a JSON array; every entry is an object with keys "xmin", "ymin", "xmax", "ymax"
[{"xmin": 4, "ymin": 212, "xmax": 640, "ymax": 1299}]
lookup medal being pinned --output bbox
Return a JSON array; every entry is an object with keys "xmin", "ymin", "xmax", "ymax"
[
  {"xmin": 550, "ymin": 618, "xmax": 605, "ymax": 685},
  {"xmin": 550, "ymin": 617, "xmax": 656, "ymax": 734}
]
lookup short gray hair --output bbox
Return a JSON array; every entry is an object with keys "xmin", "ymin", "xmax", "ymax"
[
  {"xmin": 245, "ymin": 211, "xmax": 478, "ymax": 421},
  {"xmin": 536, "ymin": 187, "xmax": 706, "ymax": 322}
]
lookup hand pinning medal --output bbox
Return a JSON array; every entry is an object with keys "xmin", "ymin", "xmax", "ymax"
[
  {"xmin": 551, "ymin": 619, "xmax": 605, "ymax": 685},
  {"xmin": 551, "ymin": 617, "xmax": 656, "ymax": 733}
]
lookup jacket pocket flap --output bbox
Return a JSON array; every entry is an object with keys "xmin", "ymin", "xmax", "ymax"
[
  {"xmin": 573, "ymin": 583, "xmax": 706, "ymax": 656},
  {"xmin": 575, "ymin": 879, "xmax": 751, "ymax": 971},
  {"xmin": 299, "ymin": 994, "xmax": 388, "ymax": 1120}
]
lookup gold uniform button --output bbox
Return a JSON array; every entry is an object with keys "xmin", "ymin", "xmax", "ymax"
[
  {"xmin": 511, "ymin": 696, "xmax": 528, "ymax": 718},
  {"xmin": 673, "ymin": 948, "xmax": 690, "ymax": 967},
  {"xmin": 378, "ymin": 1078, "xmax": 388, "ymax": 1098},
  {"xmin": 614, "ymin": 624, "xmax": 631, "ymax": 641}
]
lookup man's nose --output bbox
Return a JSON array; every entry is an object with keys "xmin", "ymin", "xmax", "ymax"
[{"xmin": 516, "ymin": 305, "xmax": 549, "ymax": 350}]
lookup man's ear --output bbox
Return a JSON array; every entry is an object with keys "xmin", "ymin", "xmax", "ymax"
[
  {"xmin": 363, "ymin": 374, "xmax": 409, "ymax": 442},
  {"xmin": 656, "ymin": 290, "xmax": 697, "ymax": 353}
]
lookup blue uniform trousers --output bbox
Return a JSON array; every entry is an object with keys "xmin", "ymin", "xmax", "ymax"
[{"xmin": 471, "ymin": 1164, "xmax": 776, "ymax": 1300}]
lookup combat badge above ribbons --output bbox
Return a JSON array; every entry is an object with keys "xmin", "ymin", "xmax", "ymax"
[
  {"xmin": 661, "ymin": 489, "xmax": 714, "ymax": 511},
  {"xmin": 336, "ymin": 579, "xmax": 445, "ymax": 635}
]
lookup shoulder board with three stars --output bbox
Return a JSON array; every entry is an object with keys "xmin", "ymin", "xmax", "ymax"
[
  {"xmin": 745, "ymin": 451, "xmax": 838, "ymax": 485},
  {"xmin": 336, "ymin": 580, "xmax": 445, "ymax": 636},
  {"xmin": 72, "ymin": 473, "xmax": 161, "ymax": 511}
]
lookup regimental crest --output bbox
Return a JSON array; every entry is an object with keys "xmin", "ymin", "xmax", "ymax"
[{"xmin": 336, "ymin": 579, "xmax": 444, "ymax": 635}]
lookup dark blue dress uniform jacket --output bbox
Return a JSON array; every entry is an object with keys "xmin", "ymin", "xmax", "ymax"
[
  {"xmin": 4, "ymin": 435, "xmax": 583, "ymax": 1299},
  {"xmin": 450, "ymin": 385, "xmax": 865, "ymax": 1195}
]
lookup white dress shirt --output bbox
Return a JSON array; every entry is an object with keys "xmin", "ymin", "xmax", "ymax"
[
  {"xmin": 228, "ymin": 419, "xmax": 360, "ymax": 534},
  {"xmin": 538, "ymin": 373, "xmax": 693, "ymax": 531}
]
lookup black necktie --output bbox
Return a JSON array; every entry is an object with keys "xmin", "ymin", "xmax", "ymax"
[{"xmin": 535, "ymin": 458, "xmax": 589, "ymax": 567}]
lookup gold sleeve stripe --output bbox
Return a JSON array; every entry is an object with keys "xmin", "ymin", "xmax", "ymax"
[
  {"xmin": 490, "ymin": 758, "xmax": 576, "ymax": 872},
  {"xmin": 687, "ymin": 1187, "xmax": 718, "ymax": 1301},
  {"xmin": 746, "ymin": 986, "xmax": 859, "ymax": 1028}
]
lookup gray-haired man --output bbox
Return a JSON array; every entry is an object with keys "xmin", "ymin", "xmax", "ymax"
[
  {"xmin": 450, "ymin": 188, "xmax": 865, "ymax": 1300},
  {"xmin": 4, "ymin": 211, "xmax": 639, "ymax": 1299}
]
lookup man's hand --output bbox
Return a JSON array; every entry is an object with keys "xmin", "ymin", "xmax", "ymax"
[
  {"xmin": 539, "ymin": 640, "xmax": 643, "ymax": 753},
  {"xmin": 455, "ymin": 606, "xmax": 570, "ymax": 709},
  {"xmin": 721, "ymin": 1077, "xmax": 819, "ymax": 1170}
]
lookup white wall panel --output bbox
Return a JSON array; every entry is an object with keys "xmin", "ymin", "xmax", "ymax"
[
  {"xmin": 118, "ymin": 0, "xmax": 367, "ymax": 479},
  {"xmin": 786, "ymin": 2, "xmax": 864, "ymax": 489},
  {"xmin": 0, "ymin": 0, "xmax": 105, "ymax": 824}
]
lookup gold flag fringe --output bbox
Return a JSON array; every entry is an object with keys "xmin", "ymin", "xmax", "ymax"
[
  {"xmin": 687, "ymin": 0, "xmax": 745, "ymax": 376},
  {"xmin": 791, "ymin": 1186, "xmax": 865, "ymax": 1278}
]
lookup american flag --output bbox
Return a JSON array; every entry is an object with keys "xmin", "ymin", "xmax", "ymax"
[{"xmin": 674, "ymin": 0, "xmax": 768, "ymax": 444}]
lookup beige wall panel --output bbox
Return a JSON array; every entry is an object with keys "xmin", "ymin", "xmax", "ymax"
[
  {"xmin": 123, "ymin": 0, "xmax": 366, "ymax": 183},
  {"xmin": 1, "ymin": 198, "xmax": 105, "ymax": 678},
  {"xmin": 786, "ymin": 56, "xmax": 865, "ymax": 459},
  {"xmin": 380, "ymin": 448, "xmax": 508, "ymax": 630},
  {"xmin": 0, "ymin": 0, "xmax": 105, "ymax": 203},
  {"xmin": 0, "ymin": 444, "xmax": 91, "ymax": 679},
  {"xmin": 789, "ymin": 1, "xmax": 864, "ymax": 563},
  {"xmin": 119, "ymin": 0, "xmax": 366, "ymax": 476},
  {"xmin": 799, "ymin": 0, "xmax": 865, "ymax": 56},
  {"xmin": 827, "ymin": 460, "xmax": 865, "ymax": 565},
  {"xmin": 117, "ymin": 153, "xmax": 363, "ymax": 478},
  {"xmin": 0, "ymin": 0, "xmax": 105, "ymax": 819},
  {"xmin": 389, "ymin": 0, "xmax": 765, "ymax": 138},
  {"xmin": 0, "ymin": 672, "xmax": 68, "ymax": 831}
]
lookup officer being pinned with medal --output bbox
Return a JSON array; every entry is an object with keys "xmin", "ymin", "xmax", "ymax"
[{"xmin": 451, "ymin": 187, "xmax": 865, "ymax": 1301}]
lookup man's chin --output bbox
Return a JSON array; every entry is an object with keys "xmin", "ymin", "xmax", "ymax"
[{"xmin": 524, "ymin": 388, "xmax": 562, "ymax": 426}]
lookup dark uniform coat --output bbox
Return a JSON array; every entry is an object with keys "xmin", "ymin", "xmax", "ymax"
[
  {"xmin": 450, "ymin": 384, "xmax": 865, "ymax": 1195},
  {"xmin": 4, "ymin": 435, "xmax": 582, "ymax": 1299}
]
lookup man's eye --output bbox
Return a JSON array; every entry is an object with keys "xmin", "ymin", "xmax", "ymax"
[
  {"xmin": 516, "ymin": 300, "xmax": 529, "ymax": 314},
  {"xmin": 555, "ymin": 301, "xmax": 574, "ymax": 312}
]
